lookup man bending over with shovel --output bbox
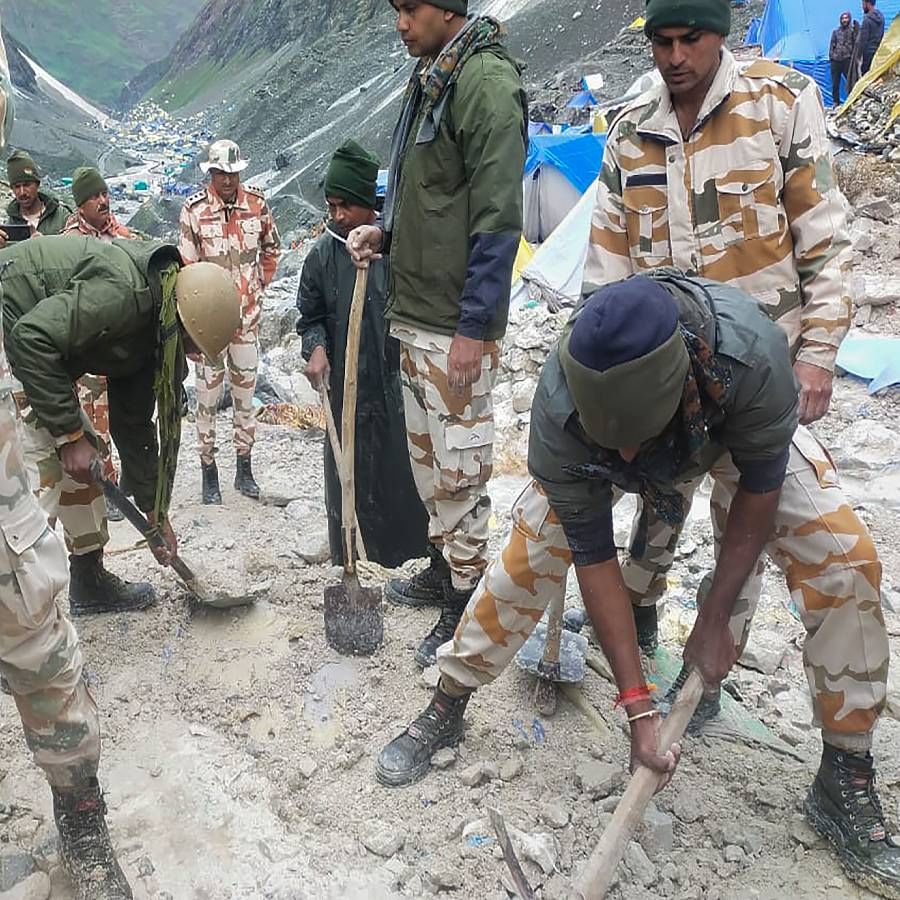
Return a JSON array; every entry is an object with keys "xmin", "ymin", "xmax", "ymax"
[
  {"xmin": 377, "ymin": 270, "xmax": 900, "ymax": 898},
  {"xmin": 0, "ymin": 236, "xmax": 241, "ymax": 613}
]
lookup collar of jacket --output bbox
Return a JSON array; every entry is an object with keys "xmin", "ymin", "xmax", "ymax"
[
  {"xmin": 206, "ymin": 184, "xmax": 250, "ymax": 213},
  {"xmin": 637, "ymin": 48, "xmax": 738, "ymax": 144},
  {"xmin": 6, "ymin": 189, "xmax": 59, "ymax": 221}
]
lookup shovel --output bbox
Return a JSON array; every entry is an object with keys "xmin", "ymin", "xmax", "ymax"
[
  {"xmin": 91, "ymin": 462, "xmax": 252, "ymax": 609},
  {"xmin": 323, "ymin": 268, "xmax": 384, "ymax": 656}
]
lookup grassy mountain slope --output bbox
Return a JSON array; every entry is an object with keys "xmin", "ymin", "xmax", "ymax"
[{"xmin": 2, "ymin": 0, "xmax": 206, "ymax": 107}]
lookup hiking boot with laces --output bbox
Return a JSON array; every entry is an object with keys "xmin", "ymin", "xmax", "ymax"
[
  {"xmin": 234, "ymin": 454, "xmax": 260, "ymax": 500},
  {"xmin": 52, "ymin": 779, "xmax": 133, "ymax": 900},
  {"xmin": 805, "ymin": 744, "xmax": 900, "ymax": 898},
  {"xmin": 384, "ymin": 545, "xmax": 449, "ymax": 608},
  {"xmin": 376, "ymin": 683, "xmax": 470, "ymax": 786},
  {"xmin": 201, "ymin": 461, "xmax": 222, "ymax": 505},
  {"xmin": 68, "ymin": 551, "xmax": 155, "ymax": 617},
  {"xmin": 414, "ymin": 584, "xmax": 472, "ymax": 668},
  {"xmin": 632, "ymin": 603, "xmax": 659, "ymax": 655}
]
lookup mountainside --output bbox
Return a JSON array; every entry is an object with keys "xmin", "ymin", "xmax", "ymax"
[
  {"xmin": 1, "ymin": 0, "xmax": 206, "ymax": 107},
  {"xmin": 129, "ymin": 0, "xmax": 647, "ymax": 228}
]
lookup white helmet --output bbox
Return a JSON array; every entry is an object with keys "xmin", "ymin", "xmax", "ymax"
[{"xmin": 200, "ymin": 139, "xmax": 249, "ymax": 174}]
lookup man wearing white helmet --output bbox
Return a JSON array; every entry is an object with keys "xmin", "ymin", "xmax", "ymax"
[{"xmin": 179, "ymin": 138, "xmax": 281, "ymax": 504}]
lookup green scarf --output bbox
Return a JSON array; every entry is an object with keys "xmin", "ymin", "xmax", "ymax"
[{"xmin": 154, "ymin": 264, "xmax": 182, "ymax": 526}]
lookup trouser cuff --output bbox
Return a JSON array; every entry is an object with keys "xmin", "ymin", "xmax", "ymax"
[{"xmin": 822, "ymin": 729, "xmax": 873, "ymax": 754}]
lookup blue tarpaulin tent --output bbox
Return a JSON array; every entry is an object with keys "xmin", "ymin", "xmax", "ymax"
[{"xmin": 757, "ymin": 0, "xmax": 900, "ymax": 105}]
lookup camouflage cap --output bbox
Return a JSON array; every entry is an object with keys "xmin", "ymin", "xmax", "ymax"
[{"xmin": 200, "ymin": 139, "xmax": 249, "ymax": 175}]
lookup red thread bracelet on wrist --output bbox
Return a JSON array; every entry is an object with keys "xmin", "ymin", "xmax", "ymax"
[{"xmin": 614, "ymin": 684, "xmax": 657, "ymax": 708}]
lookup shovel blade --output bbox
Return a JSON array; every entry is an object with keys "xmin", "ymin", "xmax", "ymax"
[
  {"xmin": 324, "ymin": 582, "xmax": 384, "ymax": 656},
  {"xmin": 516, "ymin": 622, "xmax": 588, "ymax": 683}
]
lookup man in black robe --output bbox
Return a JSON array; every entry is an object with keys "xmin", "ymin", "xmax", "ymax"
[{"xmin": 297, "ymin": 140, "xmax": 428, "ymax": 568}]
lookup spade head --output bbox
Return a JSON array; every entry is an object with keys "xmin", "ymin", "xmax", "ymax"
[{"xmin": 324, "ymin": 582, "xmax": 384, "ymax": 656}]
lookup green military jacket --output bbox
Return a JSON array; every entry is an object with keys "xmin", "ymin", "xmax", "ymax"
[
  {"xmin": 6, "ymin": 190, "xmax": 73, "ymax": 235},
  {"xmin": 387, "ymin": 45, "xmax": 528, "ymax": 341},
  {"xmin": 528, "ymin": 270, "xmax": 800, "ymax": 556},
  {"xmin": 0, "ymin": 236, "xmax": 183, "ymax": 511}
]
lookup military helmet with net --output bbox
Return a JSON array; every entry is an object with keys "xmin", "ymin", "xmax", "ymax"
[{"xmin": 175, "ymin": 263, "xmax": 240, "ymax": 359}]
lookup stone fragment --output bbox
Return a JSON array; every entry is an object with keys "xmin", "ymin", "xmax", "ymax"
[
  {"xmin": 0, "ymin": 852, "xmax": 35, "ymax": 893},
  {"xmin": 428, "ymin": 862, "xmax": 462, "ymax": 891},
  {"xmin": 724, "ymin": 844, "xmax": 746, "ymax": 865},
  {"xmin": 499, "ymin": 757, "xmax": 524, "ymax": 782},
  {"xmin": 575, "ymin": 759, "xmax": 625, "ymax": 799},
  {"xmin": 639, "ymin": 803, "xmax": 675, "ymax": 861},
  {"xmin": 789, "ymin": 814, "xmax": 825, "ymax": 849},
  {"xmin": 360, "ymin": 821, "xmax": 405, "ymax": 858},
  {"xmin": 0, "ymin": 872, "xmax": 51, "ymax": 900},
  {"xmin": 624, "ymin": 841, "xmax": 657, "ymax": 887},
  {"xmin": 431, "ymin": 748, "xmax": 456, "ymax": 770},
  {"xmin": 296, "ymin": 756, "xmax": 318, "ymax": 779},
  {"xmin": 539, "ymin": 800, "xmax": 570, "ymax": 829},
  {"xmin": 459, "ymin": 762, "xmax": 490, "ymax": 787},
  {"xmin": 738, "ymin": 630, "xmax": 788, "ymax": 675},
  {"xmin": 673, "ymin": 792, "xmax": 704, "ymax": 824}
]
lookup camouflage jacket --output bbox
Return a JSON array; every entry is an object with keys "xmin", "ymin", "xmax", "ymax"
[
  {"xmin": 178, "ymin": 184, "xmax": 281, "ymax": 333},
  {"xmin": 585, "ymin": 50, "xmax": 852, "ymax": 372},
  {"xmin": 62, "ymin": 210, "xmax": 139, "ymax": 242}
]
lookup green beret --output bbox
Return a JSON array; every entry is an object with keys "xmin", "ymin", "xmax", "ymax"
[
  {"xmin": 388, "ymin": 0, "xmax": 467, "ymax": 13},
  {"xmin": 72, "ymin": 167, "xmax": 109, "ymax": 207},
  {"xmin": 7, "ymin": 149, "xmax": 41, "ymax": 186},
  {"xmin": 324, "ymin": 140, "xmax": 379, "ymax": 210},
  {"xmin": 644, "ymin": 0, "xmax": 731, "ymax": 36}
]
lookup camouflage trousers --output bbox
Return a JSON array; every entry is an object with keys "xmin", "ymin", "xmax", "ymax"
[
  {"xmin": 77, "ymin": 374, "xmax": 117, "ymax": 484},
  {"xmin": 1, "ymin": 393, "xmax": 100, "ymax": 788},
  {"xmin": 195, "ymin": 328, "xmax": 258, "ymax": 466},
  {"xmin": 437, "ymin": 427, "xmax": 887, "ymax": 751},
  {"xmin": 399, "ymin": 339, "xmax": 499, "ymax": 592},
  {"xmin": 16, "ymin": 400, "xmax": 108, "ymax": 557}
]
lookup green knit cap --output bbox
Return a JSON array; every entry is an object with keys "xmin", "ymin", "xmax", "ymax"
[
  {"xmin": 6, "ymin": 149, "xmax": 41, "ymax": 186},
  {"xmin": 72, "ymin": 167, "xmax": 109, "ymax": 207},
  {"xmin": 389, "ymin": 0, "xmax": 467, "ymax": 13},
  {"xmin": 324, "ymin": 140, "xmax": 379, "ymax": 210},
  {"xmin": 644, "ymin": 0, "xmax": 731, "ymax": 36}
]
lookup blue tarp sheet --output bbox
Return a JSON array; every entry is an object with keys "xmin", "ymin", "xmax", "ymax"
[
  {"xmin": 836, "ymin": 335, "xmax": 900, "ymax": 393},
  {"xmin": 567, "ymin": 89, "xmax": 598, "ymax": 109},
  {"xmin": 758, "ymin": 0, "xmax": 900, "ymax": 105},
  {"xmin": 524, "ymin": 133, "xmax": 607, "ymax": 194}
]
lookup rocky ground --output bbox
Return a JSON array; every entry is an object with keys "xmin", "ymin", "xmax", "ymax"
[{"xmin": 2, "ymin": 175, "xmax": 900, "ymax": 900}]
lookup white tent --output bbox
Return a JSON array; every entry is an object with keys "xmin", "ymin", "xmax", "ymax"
[{"xmin": 511, "ymin": 179, "xmax": 597, "ymax": 312}]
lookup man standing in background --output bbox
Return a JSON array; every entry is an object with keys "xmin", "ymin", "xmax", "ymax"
[
  {"xmin": 830, "ymin": 12, "xmax": 858, "ymax": 106},
  {"xmin": 857, "ymin": 0, "xmax": 886, "ymax": 74},
  {"xmin": 179, "ymin": 139, "xmax": 280, "ymax": 505},
  {"xmin": 348, "ymin": 0, "xmax": 528, "ymax": 666},
  {"xmin": 1, "ymin": 150, "xmax": 71, "ymax": 244}
]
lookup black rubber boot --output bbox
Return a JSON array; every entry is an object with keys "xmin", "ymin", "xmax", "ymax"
[
  {"xmin": 52, "ymin": 779, "xmax": 133, "ymax": 900},
  {"xmin": 68, "ymin": 551, "xmax": 155, "ymax": 617},
  {"xmin": 414, "ymin": 584, "xmax": 472, "ymax": 668},
  {"xmin": 384, "ymin": 545, "xmax": 449, "ymax": 608},
  {"xmin": 376, "ymin": 683, "xmax": 470, "ymax": 786},
  {"xmin": 234, "ymin": 454, "xmax": 260, "ymax": 500},
  {"xmin": 632, "ymin": 603, "xmax": 659, "ymax": 655},
  {"xmin": 661, "ymin": 664, "xmax": 721, "ymax": 733},
  {"xmin": 805, "ymin": 745, "xmax": 900, "ymax": 898},
  {"xmin": 201, "ymin": 461, "xmax": 222, "ymax": 505}
]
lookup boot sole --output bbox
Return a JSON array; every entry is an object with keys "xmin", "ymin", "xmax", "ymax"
[
  {"xmin": 804, "ymin": 792, "xmax": 900, "ymax": 900},
  {"xmin": 383, "ymin": 580, "xmax": 444, "ymax": 609},
  {"xmin": 375, "ymin": 732, "xmax": 464, "ymax": 788},
  {"xmin": 70, "ymin": 595, "xmax": 156, "ymax": 617}
]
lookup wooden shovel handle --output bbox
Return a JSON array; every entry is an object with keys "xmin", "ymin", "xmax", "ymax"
[
  {"xmin": 341, "ymin": 268, "xmax": 368, "ymax": 572},
  {"xmin": 573, "ymin": 669, "xmax": 705, "ymax": 899}
]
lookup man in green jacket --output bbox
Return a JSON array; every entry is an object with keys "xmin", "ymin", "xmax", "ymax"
[
  {"xmin": 1, "ymin": 149, "xmax": 72, "ymax": 244},
  {"xmin": 376, "ymin": 270, "xmax": 900, "ymax": 897},
  {"xmin": 348, "ymin": 0, "xmax": 528, "ymax": 666},
  {"xmin": 0, "ymin": 236, "xmax": 240, "ymax": 615},
  {"xmin": 298, "ymin": 139, "xmax": 428, "ymax": 568}
]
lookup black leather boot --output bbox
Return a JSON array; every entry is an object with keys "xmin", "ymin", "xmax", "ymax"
[
  {"xmin": 52, "ymin": 778, "xmax": 133, "ymax": 900},
  {"xmin": 201, "ymin": 461, "xmax": 222, "ymax": 505},
  {"xmin": 234, "ymin": 454, "xmax": 260, "ymax": 500},
  {"xmin": 414, "ymin": 583, "xmax": 472, "ymax": 668},
  {"xmin": 68, "ymin": 551, "xmax": 155, "ymax": 616},
  {"xmin": 632, "ymin": 603, "xmax": 659, "ymax": 655},
  {"xmin": 384, "ymin": 544, "xmax": 449, "ymax": 608},
  {"xmin": 805, "ymin": 744, "xmax": 900, "ymax": 899},
  {"xmin": 376, "ymin": 683, "xmax": 470, "ymax": 786}
]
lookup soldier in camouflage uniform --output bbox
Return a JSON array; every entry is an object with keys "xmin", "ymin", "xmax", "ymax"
[
  {"xmin": 348, "ymin": 0, "xmax": 528, "ymax": 666},
  {"xmin": 0, "ymin": 22, "xmax": 134, "ymax": 900},
  {"xmin": 63, "ymin": 166, "xmax": 144, "ymax": 521},
  {"xmin": 179, "ymin": 139, "xmax": 281, "ymax": 504},
  {"xmin": 580, "ymin": 0, "xmax": 854, "ymax": 655},
  {"xmin": 377, "ymin": 270, "xmax": 900, "ymax": 898}
]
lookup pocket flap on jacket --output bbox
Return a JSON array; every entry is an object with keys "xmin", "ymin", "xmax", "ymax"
[
  {"xmin": 1, "ymin": 502, "xmax": 48, "ymax": 556},
  {"xmin": 445, "ymin": 421, "xmax": 494, "ymax": 452},
  {"xmin": 715, "ymin": 160, "xmax": 776, "ymax": 195}
]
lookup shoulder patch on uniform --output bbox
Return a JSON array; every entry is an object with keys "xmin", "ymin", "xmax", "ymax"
[
  {"xmin": 741, "ymin": 59, "xmax": 811, "ymax": 93},
  {"xmin": 244, "ymin": 185, "xmax": 266, "ymax": 200},
  {"xmin": 184, "ymin": 188, "xmax": 208, "ymax": 206}
]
